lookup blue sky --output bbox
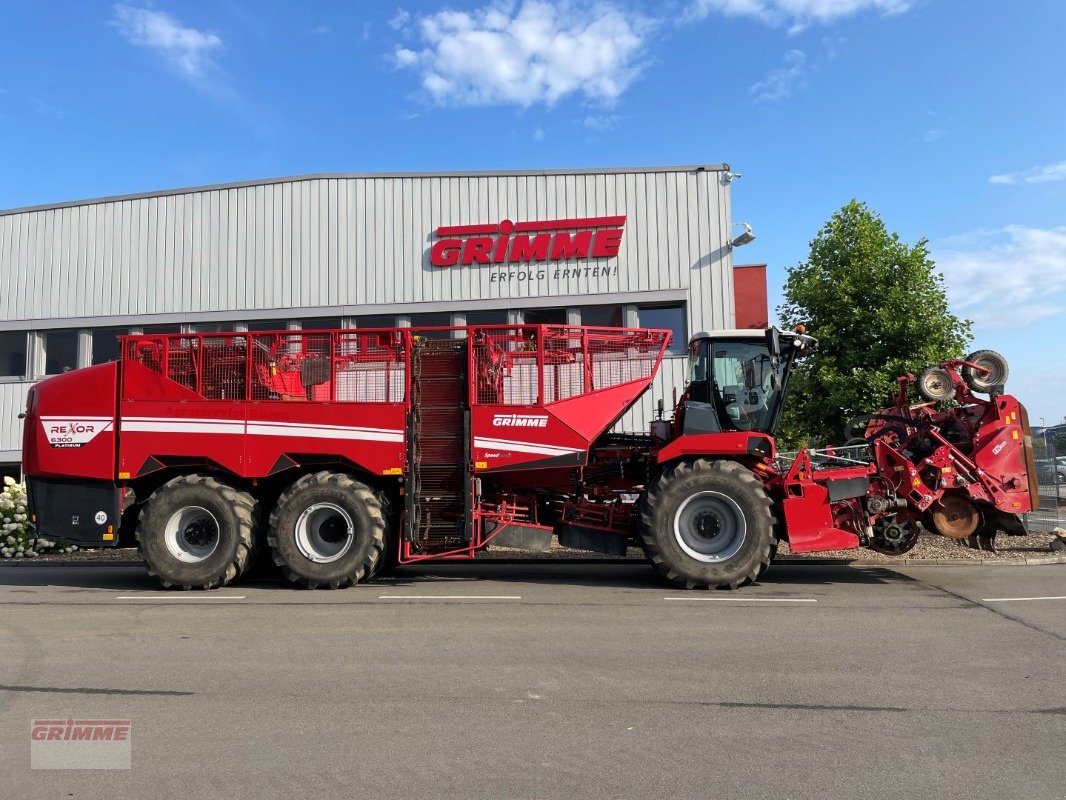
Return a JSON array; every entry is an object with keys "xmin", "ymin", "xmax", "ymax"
[{"xmin": 1, "ymin": 0, "xmax": 1064, "ymax": 423}]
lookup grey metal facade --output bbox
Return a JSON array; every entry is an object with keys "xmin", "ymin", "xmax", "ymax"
[{"xmin": 0, "ymin": 165, "xmax": 736, "ymax": 463}]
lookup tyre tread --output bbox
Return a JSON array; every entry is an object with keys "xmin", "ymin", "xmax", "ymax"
[
  {"xmin": 135, "ymin": 473, "xmax": 261, "ymax": 590},
  {"xmin": 638, "ymin": 459, "xmax": 776, "ymax": 590},
  {"xmin": 266, "ymin": 471, "xmax": 386, "ymax": 589}
]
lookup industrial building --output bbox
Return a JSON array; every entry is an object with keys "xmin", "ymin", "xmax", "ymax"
[{"xmin": 0, "ymin": 164, "xmax": 767, "ymax": 466}]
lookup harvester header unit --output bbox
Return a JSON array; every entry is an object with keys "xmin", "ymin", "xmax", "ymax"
[{"xmin": 21, "ymin": 323, "xmax": 1037, "ymax": 590}]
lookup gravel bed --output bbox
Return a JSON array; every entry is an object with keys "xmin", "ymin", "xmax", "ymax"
[
  {"xmin": 8, "ymin": 530, "xmax": 1063, "ymax": 566},
  {"xmin": 777, "ymin": 530, "xmax": 1061, "ymax": 561}
]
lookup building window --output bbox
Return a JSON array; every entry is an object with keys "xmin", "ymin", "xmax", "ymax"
[
  {"xmin": 580, "ymin": 305, "xmax": 624, "ymax": 328},
  {"xmin": 465, "ymin": 310, "xmax": 509, "ymax": 327},
  {"xmin": 140, "ymin": 324, "xmax": 183, "ymax": 335},
  {"xmin": 245, "ymin": 320, "xmax": 288, "ymax": 332},
  {"xmin": 523, "ymin": 308, "xmax": 568, "ymax": 325},
  {"xmin": 43, "ymin": 329, "xmax": 79, "ymax": 375},
  {"xmin": 0, "ymin": 332, "xmax": 28, "ymax": 378},
  {"xmin": 638, "ymin": 305, "xmax": 686, "ymax": 355},
  {"xmin": 297, "ymin": 317, "xmax": 342, "ymax": 331},
  {"xmin": 92, "ymin": 327, "xmax": 128, "ymax": 365},
  {"xmin": 409, "ymin": 312, "xmax": 454, "ymax": 339},
  {"xmin": 355, "ymin": 315, "xmax": 396, "ymax": 329},
  {"xmin": 188, "ymin": 322, "xmax": 236, "ymax": 333}
]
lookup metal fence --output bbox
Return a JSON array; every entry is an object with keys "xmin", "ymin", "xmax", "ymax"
[{"xmin": 1027, "ymin": 435, "xmax": 1065, "ymax": 533}]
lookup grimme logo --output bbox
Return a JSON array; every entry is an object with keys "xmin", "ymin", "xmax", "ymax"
[
  {"xmin": 431, "ymin": 216, "xmax": 625, "ymax": 267},
  {"xmin": 492, "ymin": 414, "xmax": 549, "ymax": 428},
  {"xmin": 30, "ymin": 718, "xmax": 132, "ymax": 769}
]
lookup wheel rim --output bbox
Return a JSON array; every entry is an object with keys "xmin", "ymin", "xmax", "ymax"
[
  {"xmin": 294, "ymin": 503, "xmax": 355, "ymax": 564},
  {"xmin": 972, "ymin": 357, "xmax": 1004, "ymax": 386},
  {"xmin": 164, "ymin": 506, "xmax": 221, "ymax": 563},
  {"xmin": 931, "ymin": 496, "xmax": 980, "ymax": 539},
  {"xmin": 920, "ymin": 369, "xmax": 954, "ymax": 400},
  {"xmin": 673, "ymin": 491, "xmax": 747, "ymax": 563}
]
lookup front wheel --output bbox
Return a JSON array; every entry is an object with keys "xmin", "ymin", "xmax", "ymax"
[{"xmin": 638, "ymin": 459, "xmax": 776, "ymax": 589}]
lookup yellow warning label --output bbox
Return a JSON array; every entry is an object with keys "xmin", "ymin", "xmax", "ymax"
[
  {"xmin": 102, "ymin": 533, "xmax": 114, "ymax": 541},
  {"xmin": 475, "ymin": 461, "xmax": 488, "ymax": 470},
  {"xmin": 382, "ymin": 467, "xmax": 403, "ymax": 476},
  {"xmin": 118, "ymin": 471, "xmax": 131, "ymax": 480}
]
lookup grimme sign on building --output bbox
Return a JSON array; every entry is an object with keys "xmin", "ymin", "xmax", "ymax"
[{"xmin": 430, "ymin": 215, "xmax": 627, "ymax": 284}]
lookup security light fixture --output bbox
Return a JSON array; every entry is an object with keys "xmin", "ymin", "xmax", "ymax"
[{"xmin": 730, "ymin": 222, "xmax": 756, "ymax": 248}]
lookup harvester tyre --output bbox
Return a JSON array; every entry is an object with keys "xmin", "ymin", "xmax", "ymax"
[
  {"xmin": 136, "ymin": 474, "xmax": 260, "ymax": 590},
  {"xmin": 639, "ymin": 459, "xmax": 776, "ymax": 590},
  {"xmin": 962, "ymin": 350, "xmax": 1009, "ymax": 393},
  {"xmin": 268, "ymin": 472, "xmax": 385, "ymax": 589},
  {"xmin": 918, "ymin": 366, "xmax": 956, "ymax": 403}
]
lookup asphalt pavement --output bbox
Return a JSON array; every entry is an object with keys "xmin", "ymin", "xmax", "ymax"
[{"xmin": 0, "ymin": 560, "xmax": 1063, "ymax": 800}]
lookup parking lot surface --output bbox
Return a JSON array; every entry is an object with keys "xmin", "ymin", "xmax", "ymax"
[{"xmin": 1, "ymin": 560, "xmax": 1063, "ymax": 799}]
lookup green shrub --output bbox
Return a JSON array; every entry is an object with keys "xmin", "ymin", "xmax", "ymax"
[{"xmin": 0, "ymin": 477, "xmax": 77, "ymax": 557}]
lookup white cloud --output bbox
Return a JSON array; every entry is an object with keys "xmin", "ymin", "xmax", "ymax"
[
  {"xmin": 989, "ymin": 160, "xmax": 1066, "ymax": 186},
  {"xmin": 750, "ymin": 49, "xmax": 806, "ymax": 101},
  {"xmin": 533, "ymin": 125, "xmax": 545, "ymax": 140},
  {"xmin": 921, "ymin": 128, "xmax": 947, "ymax": 142},
  {"xmin": 111, "ymin": 4, "xmax": 222, "ymax": 78},
  {"xmin": 393, "ymin": 1, "xmax": 652, "ymax": 107},
  {"xmin": 932, "ymin": 225, "xmax": 1066, "ymax": 329},
  {"xmin": 394, "ymin": 47, "xmax": 419, "ymax": 67},
  {"xmin": 389, "ymin": 8, "xmax": 412, "ymax": 30},
  {"xmin": 583, "ymin": 114, "xmax": 622, "ymax": 131},
  {"xmin": 687, "ymin": 0, "xmax": 910, "ymax": 32}
]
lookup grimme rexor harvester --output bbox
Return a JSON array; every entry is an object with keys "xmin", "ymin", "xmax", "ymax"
[{"xmin": 20, "ymin": 325, "xmax": 1037, "ymax": 590}]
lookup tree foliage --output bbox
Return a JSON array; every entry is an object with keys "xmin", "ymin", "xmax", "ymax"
[{"xmin": 777, "ymin": 200, "xmax": 972, "ymax": 446}]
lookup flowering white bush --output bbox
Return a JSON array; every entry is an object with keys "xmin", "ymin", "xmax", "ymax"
[{"xmin": 0, "ymin": 477, "xmax": 78, "ymax": 558}]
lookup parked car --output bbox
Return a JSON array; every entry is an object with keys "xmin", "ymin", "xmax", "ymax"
[{"xmin": 1035, "ymin": 457, "xmax": 1066, "ymax": 485}]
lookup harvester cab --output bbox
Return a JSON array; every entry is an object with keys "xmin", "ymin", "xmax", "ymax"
[{"xmin": 681, "ymin": 327, "xmax": 816, "ymax": 437}]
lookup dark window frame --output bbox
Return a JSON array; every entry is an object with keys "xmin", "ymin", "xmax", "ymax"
[
  {"xmin": 0, "ymin": 331, "xmax": 29, "ymax": 380},
  {"xmin": 637, "ymin": 304, "xmax": 687, "ymax": 355}
]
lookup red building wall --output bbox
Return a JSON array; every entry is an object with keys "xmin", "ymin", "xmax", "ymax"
[{"xmin": 733, "ymin": 264, "xmax": 768, "ymax": 329}]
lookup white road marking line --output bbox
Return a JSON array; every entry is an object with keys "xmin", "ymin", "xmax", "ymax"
[
  {"xmin": 663, "ymin": 597, "xmax": 817, "ymax": 603},
  {"xmin": 981, "ymin": 595, "xmax": 1066, "ymax": 603},
  {"xmin": 378, "ymin": 595, "xmax": 522, "ymax": 600},
  {"xmin": 115, "ymin": 595, "xmax": 246, "ymax": 600}
]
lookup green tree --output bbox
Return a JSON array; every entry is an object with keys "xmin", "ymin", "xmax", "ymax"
[{"xmin": 777, "ymin": 200, "xmax": 971, "ymax": 447}]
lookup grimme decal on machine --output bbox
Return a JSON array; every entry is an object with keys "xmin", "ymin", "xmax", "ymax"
[{"xmin": 430, "ymin": 215, "xmax": 625, "ymax": 283}]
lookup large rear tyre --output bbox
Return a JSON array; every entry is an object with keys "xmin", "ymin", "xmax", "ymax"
[
  {"xmin": 962, "ymin": 350, "xmax": 1008, "ymax": 393},
  {"xmin": 638, "ymin": 459, "xmax": 776, "ymax": 590},
  {"xmin": 268, "ymin": 472, "xmax": 386, "ymax": 589},
  {"xmin": 136, "ymin": 474, "xmax": 260, "ymax": 590}
]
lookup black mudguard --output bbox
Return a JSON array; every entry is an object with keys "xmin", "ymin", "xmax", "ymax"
[{"xmin": 26, "ymin": 477, "xmax": 121, "ymax": 547}]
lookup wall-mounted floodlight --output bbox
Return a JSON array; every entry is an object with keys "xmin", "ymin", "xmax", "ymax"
[{"xmin": 730, "ymin": 222, "xmax": 756, "ymax": 248}]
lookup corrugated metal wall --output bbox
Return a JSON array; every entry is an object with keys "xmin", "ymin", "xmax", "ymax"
[{"xmin": 0, "ymin": 166, "xmax": 735, "ymax": 458}]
